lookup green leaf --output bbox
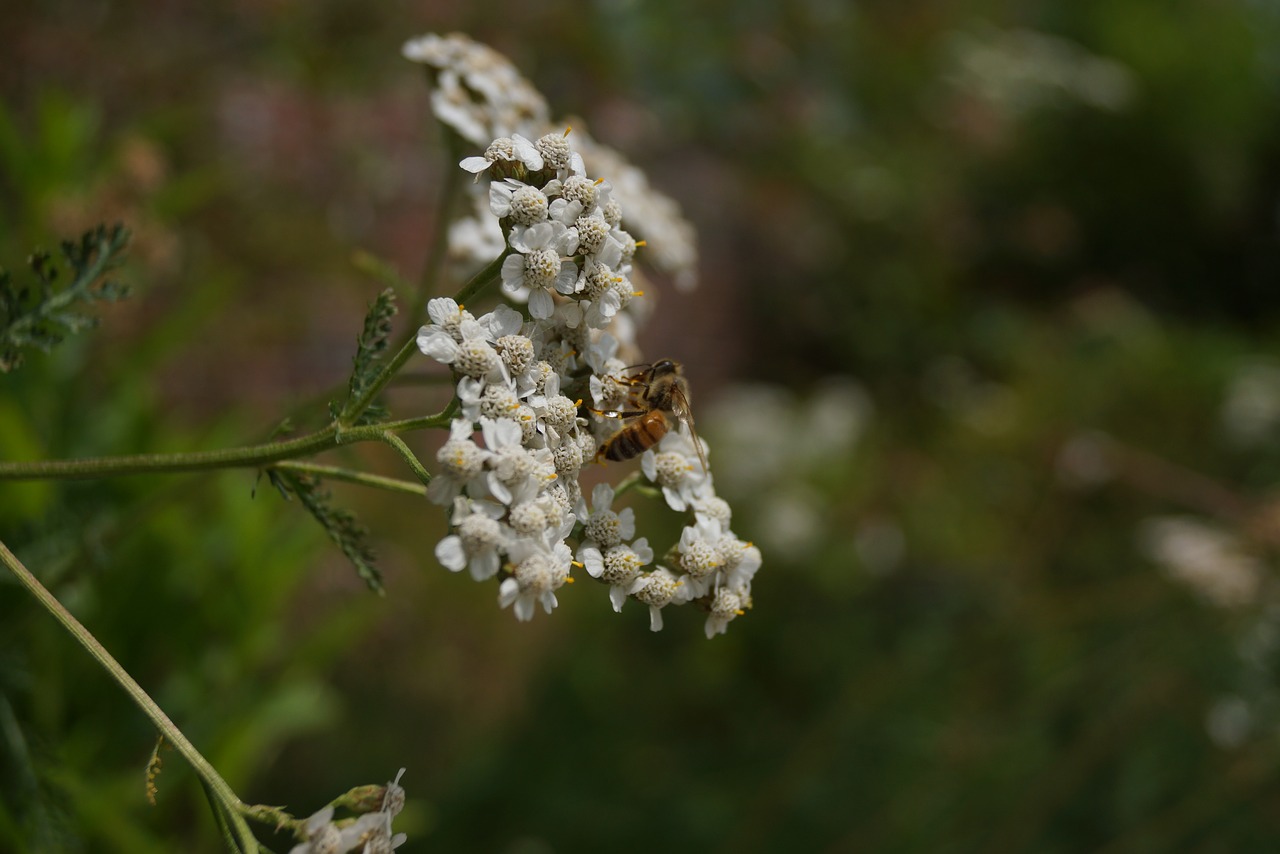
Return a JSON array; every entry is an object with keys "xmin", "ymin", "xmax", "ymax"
[
  {"xmin": 334, "ymin": 286, "xmax": 398, "ymax": 426},
  {"xmin": 0, "ymin": 223, "xmax": 130, "ymax": 373},
  {"xmin": 263, "ymin": 468, "xmax": 384, "ymax": 594}
]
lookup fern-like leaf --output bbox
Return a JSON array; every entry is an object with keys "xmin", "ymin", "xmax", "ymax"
[
  {"xmin": 333, "ymin": 286, "xmax": 398, "ymax": 426},
  {"xmin": 0, "ymin": 223, "xmax": 131, "ymax": 372},
  {"xmin": 264, "ymin": 468, "xmax": 384, "ymax": 593}
]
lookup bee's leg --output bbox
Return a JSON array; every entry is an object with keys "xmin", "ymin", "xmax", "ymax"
[{"xmin": 588, "ymin": 407, "xmax": 646, "ymax": 419}]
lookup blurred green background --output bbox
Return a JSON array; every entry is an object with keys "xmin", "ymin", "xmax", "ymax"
[{"xmin": 5, "ymin": 1, "xmax": 1280, "ymax": 851}]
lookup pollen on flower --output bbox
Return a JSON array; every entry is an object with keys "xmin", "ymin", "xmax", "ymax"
[
  {"xmin": 679, "ymin": 542, "xmax": 721, "ymax": 578},
  {"xmin": 438, "ymin": 439, "xmax": 485, "ymax": 479},
  {"xmin": 524, "ymin": 249, "xmax": 562, "ymax": 289},
  {"xmin": 652, "ymin": 451, "xmax": 693, "ymax": 486},
  {"xmin": 561, "ymin": 175, "xmax": 599, "ymax": 210},
  {"xmin": 480, "ymin": 385, "xmax": 522, "ymax": 420},
  {"xmin": 508, "ymin": 185, "xmax": 549, "ymax": 225},
  {"xmin": 454, "ymin": 339, "xmax": 502, "ymax": 379},
  {"xmin": 584, "ymin": 509, "xmax": 624, "ymax": 548}
]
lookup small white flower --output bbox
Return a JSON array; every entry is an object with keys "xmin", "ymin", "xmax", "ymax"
[
  {"xmin": 534, "ymin": 130, "xmax": 585, "ymax": 178},
  {"xmin": 427, "ymin": 419, "xmax": 491, "ymax": 505},
  {"xmin": 382, "ymin": 768, "xmax": 408, "ymax": 818},
  {"xmin": 628, "ymin": 567, "xmax": 686, "ymax": 631},
  {"xmin": 674, "ymin": 518, "xmax": 724, "ymax": 599},
  {"xmin": 481, "ymin": 417, "xmax": 556, "ymax": 504},
  {"xmin": 715, "ymin": 532, "xmax": 762, "ymax": 592},
  {"xmin": 489, "ymin": 179, "xmax": 549, "ymax": 226},
  {"xmin": 579, "ymin": 483, "xmax": 635, "ymax": 550},
  {"xmin": 460, "ymin": 134, "xmax": 544, "ymax": 178},
  {"xmin": 502, "ymin": 221, "xmax": 580, "ymax": 319},
  {"xmin": 641, "ymin": 430, "xmax": 710, "ymax": 512},
  {"xmin": 289, "ymin": 806, "xmax": 342, "ymax": 854},
  {"xmin": 498, "ymin": 537, "xmax": 573, "ymax": 620},
  {"xmin": 580, "ymin": 537, "xmax": 653, "ymax": 612},
  {"xmin": 704, "ymin": 586, "xmax": 751, "ymax": 639},
  {"xmin": 418, "ymin": 316, "xmax": 506, "ymax": 383},
  {"xmin": 691, "ymin": 490, "xmax": 733, "ymax": 532},
  {"xmin": 435, "ymin": 497, "xmax": 507, "ymax": 580}
]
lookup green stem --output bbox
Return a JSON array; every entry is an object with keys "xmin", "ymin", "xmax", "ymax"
[
  {"xmin": 0, "ymin": 539, "xmax": 258, "ymax": 848},
  {"xmin": 0, "ymin": 426, "xmax": 338, "ymax": 481},
  {"xmin": 270, "ymin": 461, "xmax": 426, "ymax": 497},
  {"xmin": 0, "ymin": 401, "xmax": 460, "ymax": 482},
  {"xmin": 338, "ymin": 251, "xmax": 505, "ymax": 428},
  {"xmin": 377, "ymin": 396, "xmax": 459, "ymax": 434},
  {"xmin": 409, "ymin": 157, "xmax": 463, "ymax": 325},
  {"xmin": 338, "ymin": 336, "xmax": 419, "ymax": 428},
  {"xmin": 452, "ymin": 251, "xmax": 508, "ymax": 309},
  {"xmin": 377, "ymin": 433, "xmax": 432, "ymax": 486}
]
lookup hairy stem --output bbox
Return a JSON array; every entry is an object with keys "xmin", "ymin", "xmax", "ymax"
[
  {"xmin": 339, "ymin": 251, "xmax": 505, "ymax": 428},
  {"xmin": 0, "ymin": 540, "xmax": 258, "ymax": 847},
  {"xmin": 270, "ymin": 461, "xmax": 427, "ymax": 497},
  {"xmin": 377, "ymin": 432, "xmax": 433, "ymax": 486}
]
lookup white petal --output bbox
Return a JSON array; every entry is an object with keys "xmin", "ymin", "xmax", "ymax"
[
  {"xmin": 435, "ymin": 536, "xmax": 467, "ymax": 571},
  {"xmin": 427, "ymin": 298, "xmax": 459, "ymax": 326},
  {"xmin": 511, "ymin": 135, "xmax": 544, "ymax": 170},
  {"xmin": 618, "ymin": 507, "xmax": 636, "ymax": 540},
  {"xmin": 471, "ymin": 550, "xmax": 500, "ymax": 581},
  {"xmin": 609, "ymin": 585, "xmax": 628, "ymax": 613},
  {"xmin": 529, "ymin": 288, "xmax": 555, "ymax": 319},
  {"xmin": 648, "ymin": 606, "xmax": 664, "ymax": 632},
  {"xmin": 498, "ymin": 577, "xmax": 520, "ymax": 608},
  {"xmin": 579, "ymin": 545, "xmax": 605, "ymax": 578},
  {"xmin": 514, "ymin": 596, "xmax": 535, "ymax": 622},
  {"xmin": 553, "ymin": 262, "xmax": 579, "ymax": 295},
  {"xmin": 418, "ymin": 329, "xmax": 460, "ymax": 363},
  {"xmin": 501, "ymin": 254, "xmax": 527, "ymax": 293},
  {"xmin": 460, "ymin": 156, "xmax": 490, "ymax": 173}
]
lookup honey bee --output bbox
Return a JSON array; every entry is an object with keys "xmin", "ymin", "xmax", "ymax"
[{"xmin": 595, "ymin": 359, "xmax": 708, "ymax": 473}]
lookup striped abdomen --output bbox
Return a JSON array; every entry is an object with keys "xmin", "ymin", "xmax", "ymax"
[{"xmin": 602, "ymin": 410, "xmax": 671, "ymax": 461}]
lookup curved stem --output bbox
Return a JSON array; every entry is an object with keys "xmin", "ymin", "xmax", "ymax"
[
  {"xmin": 376, "ymin": 433, "xmax": 432, "ymax": 486},
  {"xmin": 0, "ymin": 540, "xmax": 257, "ymax": 847},
  {"xmin": 0, "ymin": 399, "xmax": 461, "ymax": 482},
  {"xmin": 338, "ymin": 336, "xmax": 419, "ymax": 428},
  {"xmin": 338, "ymin": 251, "xmax": 504, "ymax": 429},
  {"xmin": 451, "ymin": 250, "xmax": 508, "ymax": 309},
  {"xmin": 377, "ymin": 396, "xmax": 459, "ymax": 434},
  {"xmin": 0, "ymin": 426, "xmax": 338, "ymax": 481},
  {"xmin": 270, "ymin": 461, "xmax": 426, "ymax": 497},
  {"xmin": 408, "ymin": 156, "xmax": 463, "ymax": 325}
]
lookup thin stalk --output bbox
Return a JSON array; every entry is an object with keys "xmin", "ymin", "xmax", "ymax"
[
  {"xmin": 377, "ymin": 433, "xmax": 432, "ymax": 486},
  {"xmin": 270, "ymin": 461, "xmax": 426, "ymax": 497},
  {"xmin": 409, "ymin": 155, "xmax": 463, "ymax": 324},
  {"xmin": 451, "ymin": 251, "xmax": 508, "ymax": 309},
  {"xmin": 0, "ymin": 426, "xmax": 338, "ymax": 481},
  {"xmin": 338, "ymin": 251, "xmax": 504, "ymax": 428},
  {"xmin": 0, "ymin": 403, "xmax": 458, "ymax": 482},
  {"xmin": 0, "ymin": 540, "xmax": 258, "ymax": 847}
]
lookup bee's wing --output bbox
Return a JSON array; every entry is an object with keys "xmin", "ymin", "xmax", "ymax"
[{"xmin": 670, "ymin": 384, "xmax": 709, "ymax": 475}]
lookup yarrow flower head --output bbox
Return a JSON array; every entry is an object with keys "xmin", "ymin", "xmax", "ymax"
[{"xmin": 406, "ymin": 32, "xmax": 759, "ymax": 637}]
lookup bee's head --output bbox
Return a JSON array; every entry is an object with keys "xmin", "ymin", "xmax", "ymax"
[{"xmin": 651, "ymin": 358, "xmax": 681, "ymax": 377}]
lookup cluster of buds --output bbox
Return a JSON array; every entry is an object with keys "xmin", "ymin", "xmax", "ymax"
[{"xmin": 407, "ymin": 38, "xmax": 760, "ymax": 638}]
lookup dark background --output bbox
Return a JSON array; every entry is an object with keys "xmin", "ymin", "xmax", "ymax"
[{"xmin": 5, "ymin": 1, "xmax": 1280, "ymax": 851}]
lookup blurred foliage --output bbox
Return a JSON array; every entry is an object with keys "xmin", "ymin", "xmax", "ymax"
[{"xmin": 5, "ymin": 0, "xmax": 1280, "ymax": 852}]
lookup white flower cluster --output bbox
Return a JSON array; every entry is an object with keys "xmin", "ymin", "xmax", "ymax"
[
  {"xmin": 289, "ymin": 769, "xmax": 407, "ymax": 854},
  {"xmin": 416, "ymin": 127, "xmax": 759, "ymax": 638},
  {"xmin": 402, "ymin": 32, "xmax": 699, "ymax": 292}
]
